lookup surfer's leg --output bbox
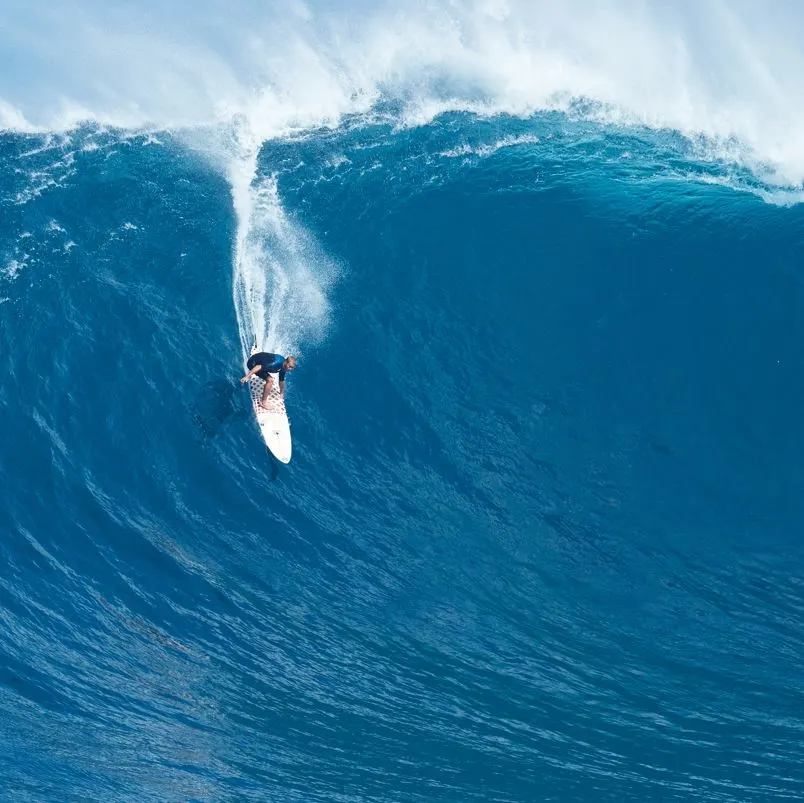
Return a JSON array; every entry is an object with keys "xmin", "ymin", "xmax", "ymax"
[{"xmin": 261, "ymin": 378, "xmax": 271, "ymax": 406}]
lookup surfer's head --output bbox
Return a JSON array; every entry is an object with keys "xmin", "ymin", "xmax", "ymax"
[{"xmin": 284, "ymin": 356, "xmax": 297, "ymax": 371}]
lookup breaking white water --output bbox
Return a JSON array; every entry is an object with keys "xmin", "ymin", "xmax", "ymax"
[{"xmin": 5, "ymin": 0, "xmax": 804, "ymax": 357}]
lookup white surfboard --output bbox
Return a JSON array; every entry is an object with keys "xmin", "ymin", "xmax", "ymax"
[{"xmin": 247, "ymin": 348, "xmax": 292, "ymax": 463}]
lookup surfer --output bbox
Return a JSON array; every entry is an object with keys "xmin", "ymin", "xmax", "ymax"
[{"xmin": 240, "ymin": 351, "xmax": 297, "ymax": 407}]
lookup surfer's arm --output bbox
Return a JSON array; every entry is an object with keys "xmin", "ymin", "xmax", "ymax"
[{"xmin": 240, "ymin": 365, "xmax": 262, "ymax": 383}]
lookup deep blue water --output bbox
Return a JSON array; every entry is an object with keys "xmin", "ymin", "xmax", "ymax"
[{"xmin": 1, "ymin": 114, "xmax": 803, "ymax": 802}]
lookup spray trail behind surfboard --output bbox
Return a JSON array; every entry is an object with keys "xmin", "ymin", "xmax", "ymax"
[{"xmin": 228, "ymin": 122, "xmax": 334, "ymax": 362}]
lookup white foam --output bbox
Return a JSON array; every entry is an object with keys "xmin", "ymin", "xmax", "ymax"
[
  {"xmin": 672, "ymin": 171, "xmax": 804, "ymax": 208},
  {"xmin": 228, "ymin": 119, "xmax": 335, "ymax": 361},
  {"xmin": 4, "ymin": 259, "xmax": 26, "ymax": 280},
  {"xmin": 0, "ymin": 98, "xmax": 38, "ymax": 132},
  {"xmin": 0, "ymin": 1, "xmax": 802, "ymax": 185},
  {"xmin": 12, "ymin": 149, "xmax": 77, "ymax": 206},
  {"xmin": 439, "ymin": 134, "xmax": 541, "ymax": 159}
]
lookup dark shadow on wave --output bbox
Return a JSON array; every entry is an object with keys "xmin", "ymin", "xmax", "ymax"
[
  {"xmin": 268, "ymin": 455, "xmax": 280, "ymax": 482},
  {"xmin": 192, "ymin": 378, "xmax": 284, "ymax": 482},
  {"xmin": 191, "ymin": 378, "xmax": 249, "ymax": 440}
]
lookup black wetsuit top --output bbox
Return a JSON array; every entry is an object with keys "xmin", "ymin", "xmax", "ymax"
[{"xmin": 247, "ymin": 352, "xmax": 287, "ymax": 381}]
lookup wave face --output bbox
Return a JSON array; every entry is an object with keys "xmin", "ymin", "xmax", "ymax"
[
  {"xmin": 2, "ymin": 112, "xmax": 804, "ymax": 802},
  {"xmin": 3, "ymin": 6, "xmax": 804, "ymax": 799}
]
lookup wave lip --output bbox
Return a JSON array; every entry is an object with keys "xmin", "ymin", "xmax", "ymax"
[{"xmin": 2, "ymin": 1, "xmax": 804, "ymax": 188}]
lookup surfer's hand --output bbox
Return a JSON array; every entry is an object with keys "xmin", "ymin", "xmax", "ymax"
[{"xmin": 240, "ymin": 375, "xmax": 249, "ymax": 384}]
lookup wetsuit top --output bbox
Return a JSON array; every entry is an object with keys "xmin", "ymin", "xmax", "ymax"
[{"xmin": 247, "ymin": 352, "xmax": 287, "ymax": 381}]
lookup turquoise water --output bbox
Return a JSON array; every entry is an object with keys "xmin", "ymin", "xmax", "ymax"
[{"xmin": 1, "ymin": 108, "xmax": 804, "ymax": 801}]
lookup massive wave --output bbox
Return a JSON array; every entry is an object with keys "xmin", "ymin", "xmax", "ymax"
[{"xmin": 1, "ymin": 3, "xmax": 803, "ymax": 801}]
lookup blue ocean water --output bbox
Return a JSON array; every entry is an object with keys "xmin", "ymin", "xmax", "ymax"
[{"xmin": 1, "ymin": 110, "xmax": 804, "ymax": 803}]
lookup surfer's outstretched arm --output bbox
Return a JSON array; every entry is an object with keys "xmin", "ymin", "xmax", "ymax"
[{"xmin": 240, "ymin": 365, "xmax": 262, "ymax": 384}]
